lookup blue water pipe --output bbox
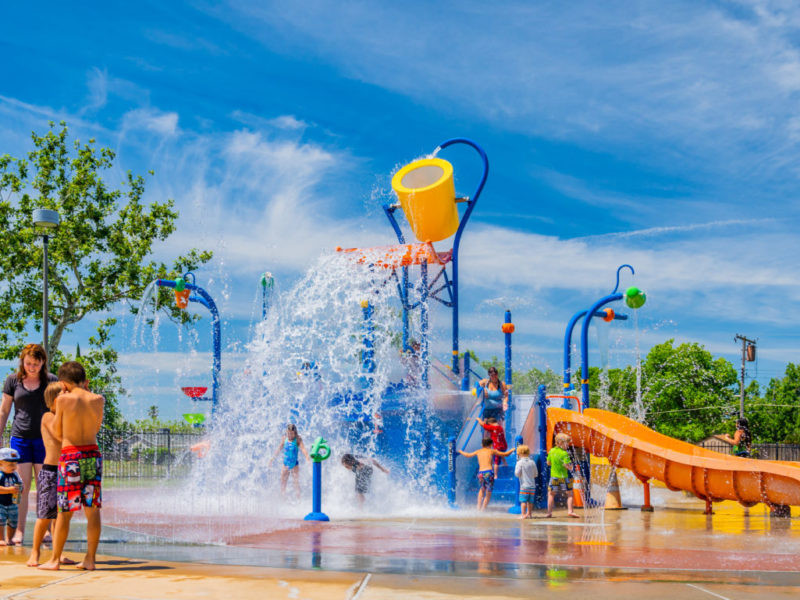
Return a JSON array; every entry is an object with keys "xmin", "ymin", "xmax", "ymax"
[
  {"xmin": 579, "ymin": 265, "xmax": 635, "ymax": 410},
  {"xmin": 562, "ymin": 309, "xmax": 627, "ymax": 395},
  {"xmin": 534, "ymin": 385, "xmax": 549, "ymax": 509},
  {"xmin": 503, "ymin": 310, "xmax": 514, "ymax": 445},
  {"xmin": 563, "ymin": 265, "xmax": 634, "ymax": 397},
  {"xmin": 156, "ymin": 273, "xmax": 221, "ymax": 414},
  {"xmin": 304, "ymin": 437, "xmax": 331, "ymax": 522},
  {"xmin": 461, "ymin": 352, "xmax": 471, "ymax": 391},
  {"xmin": 447, "ymin": 436, "xmax": 457, "ymax": 508},
  {"xmin": 383, "ymin": 138, "xmax": 488, "ymax": 375},
  {"xmin": 508, "ymin": 434, "xmax": 523, "ymax": 514}
]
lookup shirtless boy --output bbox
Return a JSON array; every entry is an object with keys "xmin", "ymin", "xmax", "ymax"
[
  {"xmin": 27, "ymin": 382, "xmax": 76, "ymax": 567},
  {"xmin": 459, "ymin": 438, "xmax": 514, "ymax": 511},
  {"xmin": 38, "ymin": 362, "xmax": 104, "ymax": 571}
]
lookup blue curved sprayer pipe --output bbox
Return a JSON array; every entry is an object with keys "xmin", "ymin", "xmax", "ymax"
[
  {"xmin": 570, "ymin": 265, "xmax": 635, "ymax": 407},
  {"xmin": 579, "ymin": 294, "xmax": 622, "ymax": 410},
  {"xmin": 563, "ymin": 309, "xmax": 628, "ymax": 394},
  {"xmin": 437, "ymin": 138, "xmax": 489, "ymax": 374},
  {"xmin": 155, "ymin": 277, "xmax": 222, "ymax": 415}
]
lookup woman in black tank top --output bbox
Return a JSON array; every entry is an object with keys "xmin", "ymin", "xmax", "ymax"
[{"xmin": 0, "ymin": 344, "xmax": 57, "ymax": 544}]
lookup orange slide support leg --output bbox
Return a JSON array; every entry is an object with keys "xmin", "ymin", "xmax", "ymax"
[{"xmin": 639, "ymin": 478, "xmax": 654, "ymax": 512}]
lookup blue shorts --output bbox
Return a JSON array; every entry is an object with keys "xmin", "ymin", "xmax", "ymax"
[
  {"xmin": 10, "ymin": 436, "xmax": 45, "ymax": 464},
  {"xmin": 519, "ymin": 489, "xmax": 536, "ymax": 504},
  {"xmin": 0, "ymin": 504, "xmax": 19, "ymax": 528}
]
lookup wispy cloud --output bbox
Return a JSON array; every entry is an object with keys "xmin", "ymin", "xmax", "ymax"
[
  {"xmin": 580, "ymin": 218, "xmax": 776, "ymax": 241},
  {"xmin": 210, "ymin": 1, "xmax": 800, "ymax": 185}
]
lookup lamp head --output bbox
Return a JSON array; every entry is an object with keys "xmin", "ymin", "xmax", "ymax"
[{"xmin": 32, "ymin": 209, "xmax": 60, "ymax": 230}]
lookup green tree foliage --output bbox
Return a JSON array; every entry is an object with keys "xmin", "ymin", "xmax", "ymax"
[
  {"xmin": 477, "ymin": 355, "xmax": 562, "ymax": 395},
  {"xmin": 585, "ymin": 340, "xmax": 737, "ymax": 442},
  {"xmin": 748, "ymin": 364, "xmax": 800, "ymax": 443},
  {"xmin": 0, "ymin": 123, "xmax": 213, "ymax": 426}
]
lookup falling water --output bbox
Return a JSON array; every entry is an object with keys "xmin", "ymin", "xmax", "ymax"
[
  {"xmin": 116, "ymin": 249, "xmax": 460, "ymax": 539},
  {"xmin": 632, "ymin": 310, "xmax": 645, "ymax": 423},
  {"xmin": 132, "ymin": 279, "xmax": 161, "ymax": 350}
]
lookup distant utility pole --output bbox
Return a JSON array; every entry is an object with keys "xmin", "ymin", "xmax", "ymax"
[{"xmin": 734, "ymin": 334, "xmax": 757, "ymax": 419}]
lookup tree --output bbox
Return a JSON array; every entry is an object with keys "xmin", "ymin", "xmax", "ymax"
[
  {"xmin": 750, "ymin": 364, "xmax": 800, "ymax": 443},
  {"xmin": 147, "ymin": 405, "xmax": 159, "ymax": 420},
  {"xmin": 632, "ymin": 340, "xmax": 737, "ymax": 441},
  {"xmin": 0, "ymin": 122, "xmax": 213, "ymax": 426},
  {"xmin": 478, "ymin": 355, "xmax": 562, "ymax": 395}
]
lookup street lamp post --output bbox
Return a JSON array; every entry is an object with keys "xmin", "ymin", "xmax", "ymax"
[{"xmin": 32, "ymin": 209, "xmax": 60, "ymax": 355}]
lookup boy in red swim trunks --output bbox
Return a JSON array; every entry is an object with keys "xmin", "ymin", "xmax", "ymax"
[
  {"xmin": 477, "ymin": 417, "xmax": 508, "ymax": 478},
  {"xmin": 38, "ymin": 362, "xmax": 104, "ymax": 572}
]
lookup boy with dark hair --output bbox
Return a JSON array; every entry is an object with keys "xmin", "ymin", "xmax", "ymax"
[
  {"xmin": 340, "ymin": 453, "xmax": 389, "ymax": 506},
  {"xmin": 39, "ymin": 362, "xmax": 104, "ymax": 571},
  {"xmin": 459, "ymin": 438, "xmax": 514, "ymax": 511}
]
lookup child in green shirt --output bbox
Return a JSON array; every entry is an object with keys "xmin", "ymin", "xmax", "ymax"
[{"xmin": 546, "ymin": 432, "xmax": 579, "ymax": 518}]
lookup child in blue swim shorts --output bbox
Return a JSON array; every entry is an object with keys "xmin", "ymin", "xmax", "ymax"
[
  {"xmin": 514, "ymin": 445, "xmax": 538, "ymax": 519},
  {"xmin": 459, "ymin": 438, "xmax": 514, "ymax": 511}
]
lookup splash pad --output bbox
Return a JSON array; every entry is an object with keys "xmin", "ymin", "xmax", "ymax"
[{"xmin": 96, "ymin": 140, "xmax": 800, "ymax": 591}]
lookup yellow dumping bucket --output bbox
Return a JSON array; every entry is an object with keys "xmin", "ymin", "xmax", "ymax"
[{"xmin": 391, "ymin": 158, "xmax": 458, "ymax": 243}]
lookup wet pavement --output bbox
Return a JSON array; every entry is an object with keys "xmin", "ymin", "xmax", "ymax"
[{"xmin": 2, "ymin": 487, "xmax": 799, "ymax": 598}]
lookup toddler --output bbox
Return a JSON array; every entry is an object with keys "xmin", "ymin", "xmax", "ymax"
[
  {"xmin": 0, "ymin": 448, "xmax": 23, "ymax": 545},
  {"xmin": 514, "ymin": 445, "xmax": 538, "ymax": 519}
]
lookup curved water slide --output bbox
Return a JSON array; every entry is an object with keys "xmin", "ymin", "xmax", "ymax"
[{"xmin": 546, "ymin": 407, "xmax": 800, "ymax": 508}]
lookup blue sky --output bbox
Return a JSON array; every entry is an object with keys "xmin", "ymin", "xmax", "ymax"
[{"xmin": 2, "ymin": 1, "xmax": 799, "ymax": 419}]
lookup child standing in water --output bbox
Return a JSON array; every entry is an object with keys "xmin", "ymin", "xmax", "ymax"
[
  {"xmin": 269, "ymin": 424, "xmax": 310, "ymax": 497},
  {"xmin": 340, "ymin": 454, "xmax": 389, "ymax": 507},
  {"xmin": 546, "ymin": 432, "xmax": 579, "ymax": 518},
  {"xmin": 459, "ymin": 438, "xmax": 515, "ymax": 511},
  {"xmin": 0, "ymin": 448, "xmax": 22, "ymax": 545},
  {"xmin": 514, "ymin": 445, "xmax": 538, "ymax": 519}
]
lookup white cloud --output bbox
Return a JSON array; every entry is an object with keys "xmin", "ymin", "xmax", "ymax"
[{"xmin": 210, "ymin": 1, "xmax": 800, "ymax": 184}]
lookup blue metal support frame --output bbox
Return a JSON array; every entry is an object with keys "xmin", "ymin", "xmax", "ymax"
[
  {"xmin": 420, "ymin": 261, "xmax": 429, "ymax": 386},
  {"xmin": 383, "ymin": 138, "xmax": 489, "ymax": 375},
  {"xmin": 534, "ymin": 385, "xmax": 550, "ymax": 509},
  {"xmin": 362, "ymin": 301, "xmax": 375, "ymax": 376},
  {"xmin": 508, "ymin": 434, "xmax": 523, "ymax": 514},
  {"xmin": 447, "ymin": 436, "xmax": 457, "ymax": 508},
  {"xmin": 156, "ymin": 273, "xmax": 222, "ymax": 415},
  {"xmin": 461, "ymin": 352, "xmax": 471, "ymax": 391}
]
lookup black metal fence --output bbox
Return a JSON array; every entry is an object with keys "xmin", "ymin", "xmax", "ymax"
[
  {"xmin": 97, "ymin": 429, "xmax": 205, "ymax": 479},
  {"xmin": 697, "ymin": 441, "xmax": 800, "ymax": 461}
]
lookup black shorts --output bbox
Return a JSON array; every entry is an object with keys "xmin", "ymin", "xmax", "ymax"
[
  {"xmin": 36, "ymin": 464, "xmax": 58, "ymax": 520},
  {"xmin": 482, "ymin": 407, "xmax": 504, "ymax": 421}
]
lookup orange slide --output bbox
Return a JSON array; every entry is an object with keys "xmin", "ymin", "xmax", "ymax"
[{"xmin": 547, "ymin": 407, "xmax": 800, "ymax": 510}]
